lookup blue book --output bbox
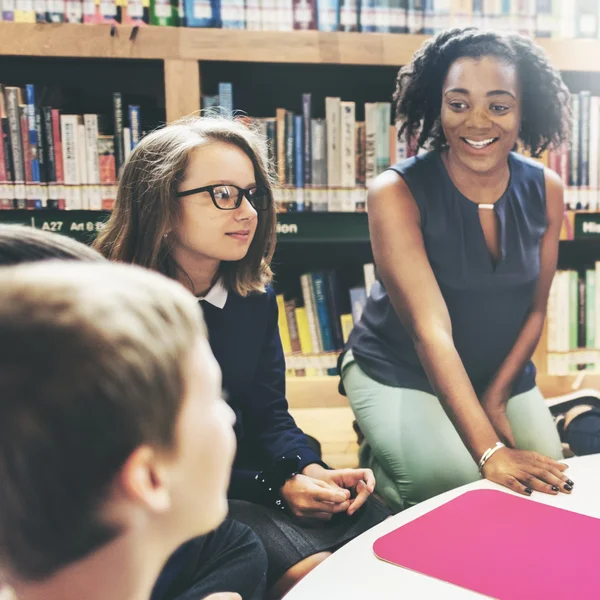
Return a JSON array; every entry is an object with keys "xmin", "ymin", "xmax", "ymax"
[
  {"xmin": 294, "ymin": 115, "xmax": 304, "ymax": 212},
  {"xmin": 183, "ymin": 0, "xmax": 218, "ymax": 26},
  {"xmin": 25, "ymin": 84, "xmax": 42, "ymax": 209},
  {"xmin": 311, "ymin": 271, "xmax": 335, "ymax": 352},
  {"xmin": 218, "ymin": 82, "xmax": 233, "ymax": 117},
  {"xmin": 317, "ymin": 0, "xmax": 339, "ymax": 31},
  {"xmin": 128, "ymin": 105, "xmax": 142, "ymax": 150}
]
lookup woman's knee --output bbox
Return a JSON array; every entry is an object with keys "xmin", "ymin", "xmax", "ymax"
[{"xmin": 268, "ymin": 552, "xmax": 331, "ymax": 600}]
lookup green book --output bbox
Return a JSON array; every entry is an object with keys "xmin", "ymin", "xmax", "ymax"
[
  {"xmin": 150, "ymin": 0, "xmax": 179, "ymax": 26},
  {"xmin": 586, "ymin": 269, "xmax": 596, "ymax": 369},
  {"xmin": 569, "ymin": 270, "xmax": 578, "ymax": 372}
]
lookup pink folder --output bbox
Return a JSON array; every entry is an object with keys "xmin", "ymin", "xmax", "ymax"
[{"xmin": 373, "ymin": 489, "xmax": 598, "ymax": 599}]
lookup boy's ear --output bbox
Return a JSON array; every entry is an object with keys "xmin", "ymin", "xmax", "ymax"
[{"xmin": 118, "ymin": 445, "xmax": 171, "ymax": 513}]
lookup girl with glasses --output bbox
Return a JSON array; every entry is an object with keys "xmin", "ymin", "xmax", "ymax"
[{"xmin": 94, "ymin": 115, "xmax": 389, "ymax": 599}]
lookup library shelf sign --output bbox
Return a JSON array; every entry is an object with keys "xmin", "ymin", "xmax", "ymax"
[
  {"xmin": 0, "ymin": 210, "xmax": 371, "ymax": 244},
  {"xmin": 0, "ymin": 210, "xmax": 109, "ymax": 244},
  {"xmin": 575, "ymin": 213, "xmax": 600, "ymax": 239},
  {"xmin": 276, "ymin": 212, "xmax": 370, "ymax": 243}
]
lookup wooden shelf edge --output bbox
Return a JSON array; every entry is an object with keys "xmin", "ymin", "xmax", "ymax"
[
  {"xmin": 2, "ymin": 23, "xmax": 600, "ymax": 70},
  {"xmin": 536, "ymin": 373, "xmax": 600, "ymax": 398},
  {"xmin": 286, "ymin": 376, "xmax": 349, "ymax": 409},
  {"xmin": 286, "ymin": 373, "xmax": 600, "ymax": 409},
  {"xmin": 0, "ymin": 22, "xmax": 181, "ymax": 60}
]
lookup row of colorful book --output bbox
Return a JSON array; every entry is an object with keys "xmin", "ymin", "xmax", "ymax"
[
  {"xmin": 205, "ymin": 86, "xmax": 406, "ymax": 212},
  {"xmin": 2, "ymin": 0, "xmax": 600, "ymax": 39},
  {"xmin": 277, "ymin": 263, "xmax": 374, "ymax": 376},
  {"xmin": 0, "ymin": 84, "xmax": 142, "ymax": 210},
  {"xmin": 547, "ymin": 266, "xmax": 600, "ymax": 375},
  {"xmin": 548, "ymin": 91, "xmax": 600, "ymax": 212},
  {"xmin": 281, "ymin": 264, "xmax": 600, "ymax": 379}
]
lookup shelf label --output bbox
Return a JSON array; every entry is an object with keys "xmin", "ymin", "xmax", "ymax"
[
  {"xmin": 276, "ymin": 222, "xmax": 298, "ymax": 236},
  {"xmin": 575, "ymin": 213, "xmax": 600, "ymax": 238}
]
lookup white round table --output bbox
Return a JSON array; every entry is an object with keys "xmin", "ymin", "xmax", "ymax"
[{"xmin": 284, "ymin": 455, "xmax": 600, "ymax": 599}]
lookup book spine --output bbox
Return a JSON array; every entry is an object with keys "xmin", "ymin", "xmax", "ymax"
[
  {"xmin": 300, "ymin": 272, "xmax": 324, "ymax": 354},
  {"xmin": 25, "ymin": 84, "xmax": 41, "ymax": 208},
  {"xmin": 15, "ymin": 0, "xmax": 35, "ymax": 21},
  {"xmin": 123, "ymin": 126, "xmax": 132, "ymax": 161},
  {"xmin": 576, "ymin": 0, "xmax": 598, "ymax": 38},
  {"xmin": 128, "ymin": 104, "xmax": 142, "ymax": 149},
  {"xmin": 311, "ymin": 118, "xmax": 327, "ymax": 211},
  {"xmin": 365, "ymin": 102, "xmax": 377, "ymax": 185},
  {"xmin": 376, "ymin": 102, "xmax": 391, "ymax": 175},
  {"xmin": 302, "ymin": 92, "xmax": 312, "ymax": 188},
  {"xmin": 285, "ymin": 299, "xmax": 306, "ymax": 376},
  {"xmin": 5, "ymin": 87, "xmax": 25, "ymax": 207},
  {"xmin": 324, "ymin": 270, "xmax": 344, "ymax": 349},
  {"xmin": 218, "ymin": 82, "xmax": 233, "ymax": 116},
  {"xmin": 35, "ymin": 106, "xmax": 47, "ymax": 191},
  {"xmin": 47, "ymin": 0, "xmax": 66, "ymax": 23},
  {"xmin": 579, "ymin": 272, "xmax": 586, "ymax": 349},
  {"xmin": 311, "ymin": 271, "xmax": 335, "ymax": 352},
  {"xmin": 579, "ymin": 90, "xmax": 591, "ymax": 210},
  {"xmin": 60, "ymin": 114, "xmax": 79, "ymax": 210},
  {"xmin": 52, "ymin": 108, "xmax": 65, "ymax": 209},
  {"xmin": 65, "ymin": 0, "xmax": 83, "ymax": 20},
  {"xmin": 98, "ymin": 135, "xmax": 117, "ymax": 210},
  {"xmin": 275, "ymin": 107, "xmax": 286, "ymax": 190},
  {"xmin": 265, "ymin": 118, "xmax": 277, "ymax": 178},
  {"xmin": 150, "ymin": 0, "xmax": 178, "ymax": 25},
  {"xmin": 569, "ymin": 93, "xmax": 581, "ymax": 210},
  {"xmin": 295, "ymin": 306, "xmax": 318, "ymax": 376},
  {"xmin": 33, "ymin": 0, "xmax": 46, "ymax": 21},
  {"xmin": 340, "ymin": 100, "xmax": 356, "ymax": 195},
  {"xmin": 285, "ymin": 110, "xmax": 295, "ymax": 201},
  {"xmin": 325, "ymin": 97, "xmax": 341, "ymax": 189},
  {"xmin": 42, "ymin": 106, "xmax": 57, "ymax": 208},
  {"xmin": 77, "ymin": 121, "xmax": 88, "ymax": 209},
  {"xmin": 84, "ymin": 114, "xmax": 100, "ymax": 186},
  {"xmin": 113, "ymin": 92, "xmax": 124, "ymax": 177},
  {"xmin": 589, "ymin": 96, "xmax": 599, "ymax": 211},
  {"xmin": 587, "ymin": 269, "xmax": 596, "ymax": 350},
  {"xmin": 356, "ymin": 121, "xmax": 366, "ymax": 186},
  {"xmin": 2, "ymin": 0, "xmax": 16, "ymax": 20},
  {"xmin": 294, "ymin": 114, "xmax": 304, "ymax": 211},
  {"xmin": 0, "ymin": 86, "xmax": 15, "ymax": 185}
]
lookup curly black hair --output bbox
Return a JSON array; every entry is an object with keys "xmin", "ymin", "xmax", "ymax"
[{"xmin": 393, "ymin": 28, "xmax": 570, "ymax": 158}]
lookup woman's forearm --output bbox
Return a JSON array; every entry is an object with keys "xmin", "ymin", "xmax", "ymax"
[{"xmin": 415, "ymin": 332, "xmax": 500, "ymax": 462}]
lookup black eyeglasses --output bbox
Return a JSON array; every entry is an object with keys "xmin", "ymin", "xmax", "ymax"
[{"xmin": 175, "ymin": 184, "xmax": 270, "ymax": 211}]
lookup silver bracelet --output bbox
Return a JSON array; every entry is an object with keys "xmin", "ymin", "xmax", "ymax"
[{"xmin": 478, "ymin": 442, "xmax": 505, "ymax": 473}]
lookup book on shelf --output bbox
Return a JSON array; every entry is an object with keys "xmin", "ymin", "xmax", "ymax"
[
  {"xmin": 0, "ymin": 0, "xmax": 596, "ymax": 39},
  {"xmin": 0, "ymin": 83, "xmax": 144, "ymax": 210},
  {"xmin": 546, "ymin": 90, "xmax": 600, "ymax": 212},
  {"xmin": 277, "ymin": 263, "xmax": 375, "ymax": 377},
  {"xmin": 546, "ymin": 265, "xmax": 600, "ymax": 375}
]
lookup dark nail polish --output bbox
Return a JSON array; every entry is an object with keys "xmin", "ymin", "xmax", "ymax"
[
  {"xmin": 552, "ymin": 485, "xmax": 559, "ymax": 492},
  {"xmin": 525, "ymin": 487, "xmax": 532, "ymax": 495},
  {"xmin": 567, "ymin": 479, "xmax": 574, "ymax": 486},
  {"xmin": 564, "ymin": 484, "xmax": 572, "ymax": 492}
]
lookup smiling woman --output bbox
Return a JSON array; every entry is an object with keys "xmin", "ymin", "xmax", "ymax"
[{"xmin": 340, "ymin": 28, "xmax": 573, "ymax": 513}]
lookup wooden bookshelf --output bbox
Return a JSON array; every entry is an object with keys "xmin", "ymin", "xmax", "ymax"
[
  {"xmin": 3, "ymin": 22, "xmax": 600, "ymax": 409},
  {"xmin": 3, "ymin": 23, "xmax": 600, "ymax": 72}
]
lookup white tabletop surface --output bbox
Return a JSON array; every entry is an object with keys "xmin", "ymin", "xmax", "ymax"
[{"xmin": 284, "ymin": 455, "xmax": 600, "ymax": 600}]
